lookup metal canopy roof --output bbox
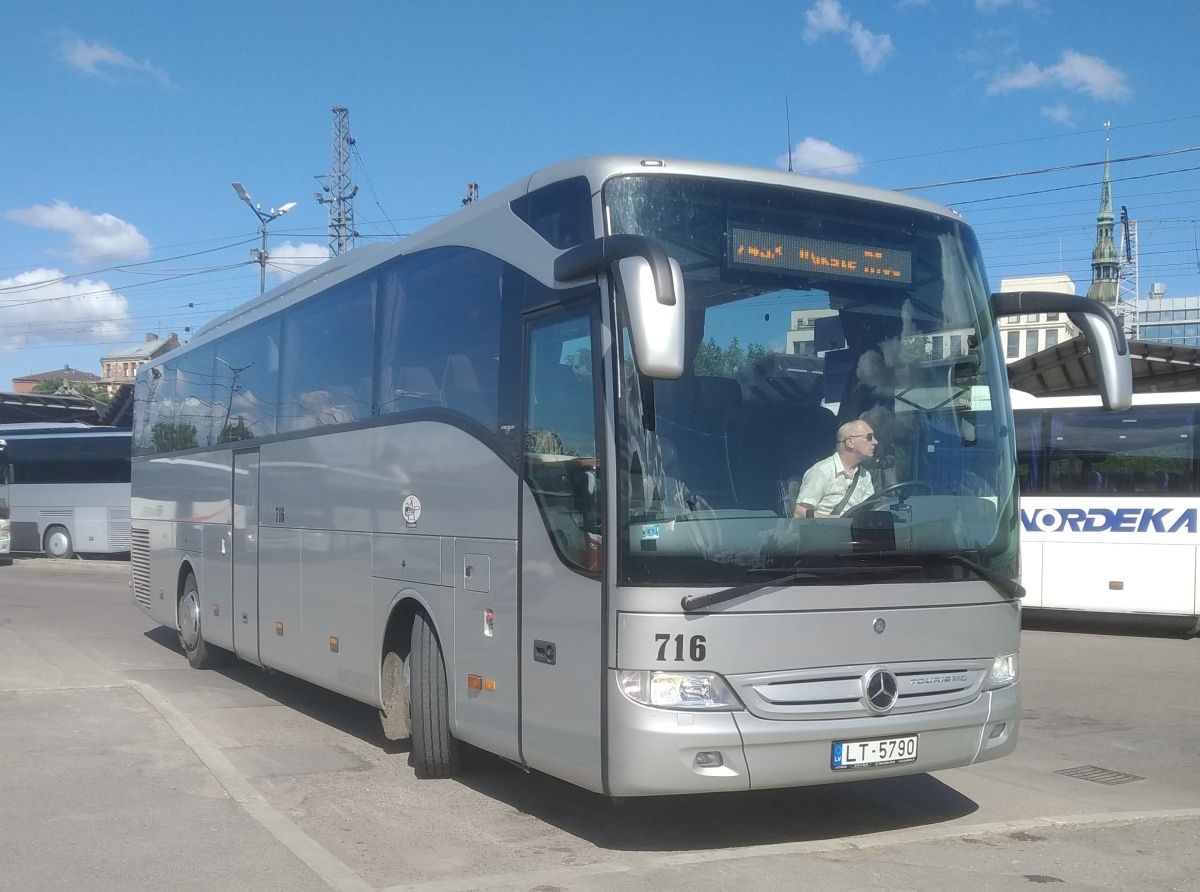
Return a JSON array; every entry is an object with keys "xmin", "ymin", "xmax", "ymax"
[{"xmin": 1008, "ymin": 336, "xmax": 1200, "ymax": 396}]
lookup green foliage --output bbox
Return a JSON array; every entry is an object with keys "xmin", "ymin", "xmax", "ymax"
[
  {"xmin": 152, "ymin": 422, "xmax": 198, "ymax": 452},
  {"xmin": 218, "ymin": 418, "xmax": 254, "ymax": 443},
  {"xmin": 31, "ymin": 377, "xmax": 112, "ymax": 403},
  {"xmin": 692, "ymin": 337, "xmax": 769, "ymax": 377}
]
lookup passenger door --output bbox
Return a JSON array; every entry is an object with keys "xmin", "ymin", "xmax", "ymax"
[
  {"xmin": 232, "ymin": 448, "xmax": 261, "ymax": 665},
  {"xmin": 519, "ymin": 310, "xmax": 604, "ymax": 791}
]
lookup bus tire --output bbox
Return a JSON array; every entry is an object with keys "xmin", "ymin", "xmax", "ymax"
[
  {"xmin": 177, "ymin": 572, "xmax": 230, "ymax": 670},
  {"xmin": 409, "ymin": 611, "xmax": 460, "ymax": 778},
  {"xmin": 43, "ymin": 525, "xmax": 74, "ymax": 559}
]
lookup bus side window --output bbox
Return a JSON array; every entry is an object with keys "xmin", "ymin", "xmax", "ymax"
[{"xmin": 524, "ymin": 313, "xmax": 601, "ymax": 573}]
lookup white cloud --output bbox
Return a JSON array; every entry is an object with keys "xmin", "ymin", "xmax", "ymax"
[
  {"xmin": 58, "ymin": 36, "xmax": 173, "ymax": 88},
  {"xmin": 847, "ymin": 23, "xmax": 895, "ymax": 71},
  {"xmin": 777, "ymin": 137, "xmax": 864, "ymax": 177},
  {"xmin": 987, "ymin": 50, "xmax": 1131, "ymax": 100},
  {"xmin": 0, "ymin": 269, "xmax": 132, "ymax": 350},
  {"xmin": 1041, "ymin": 102, "xmax": 1074, "ymax": 126},
  {"xmin": 803, "ymin": 1, "xmax": 894, "ymax": 71},
  {"xmin": 805, "ymin": 0, "xmax": 849, "ymax": 38},
  {"xmin": 267, "ymin": 242, "xmax": 332, "ymax": 281},
  {"xmin": 6, "ymin": 201, "xmax": 151, "ymax": 264}
]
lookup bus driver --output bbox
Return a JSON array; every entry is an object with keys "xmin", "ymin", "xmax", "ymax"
[{"xmin": 792, "ymin": 419, "xmax": 877, "ymax": 518}]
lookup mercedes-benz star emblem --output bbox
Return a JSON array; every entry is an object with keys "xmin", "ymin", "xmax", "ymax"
[
  {"xmin": 873, "ymin": 617, "xmax": 886, "ymax": 634},
  {"xmin": 862, "ymin": 667, "xmax": 899, "ymax": 714}
]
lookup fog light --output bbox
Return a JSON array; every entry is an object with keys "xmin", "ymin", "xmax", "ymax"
[
  {"xmin": 988, "ymin": 722, "xmax": 1006, "ymax": 740},
  {"xmin": 694, "ymin": 751, "xmax": 723, "ymax": 768}
]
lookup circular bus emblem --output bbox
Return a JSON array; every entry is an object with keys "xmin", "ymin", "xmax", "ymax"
[
  {"xmin": 862, "ymin": 667, "xmax": 899, "ymax": 714},
  {"xmin": 873, "ymin": 617, "xmax": 886, "ymax": 634},
  {"xmin": 402, "ymin": 495, "xmax": 422, "ymax": 525}
]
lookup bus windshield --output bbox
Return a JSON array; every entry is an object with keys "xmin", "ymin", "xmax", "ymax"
[{"xmin": 605, "ymin": 174, "xmax": 1015, "ymax": 585}]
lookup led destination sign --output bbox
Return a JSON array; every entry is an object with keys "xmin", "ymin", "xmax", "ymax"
[{"xmin": 729, "ymin": 227, "xmax": 912, "ymax": 284}]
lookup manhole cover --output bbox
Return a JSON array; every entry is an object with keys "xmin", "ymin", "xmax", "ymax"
[{"xmin": 1054, "ymin": 765, "xmax": 1145, "ymax": 785}]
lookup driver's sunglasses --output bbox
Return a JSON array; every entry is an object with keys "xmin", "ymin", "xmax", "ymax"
[{"xmin": 847, "ymin": 433, "xmax": 877, "ymax": 441}]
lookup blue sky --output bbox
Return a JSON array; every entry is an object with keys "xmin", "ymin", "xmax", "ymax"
[{"xmin": 2, "ymin": 1, "xmax": 1199, "ymax": 389}]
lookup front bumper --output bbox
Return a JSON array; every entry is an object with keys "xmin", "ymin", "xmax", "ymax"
[{"xmin": 605, "ymin": 672, "xmax": 1019, "ymax": 796}]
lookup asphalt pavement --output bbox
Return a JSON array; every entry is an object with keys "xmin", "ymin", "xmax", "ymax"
[{"xmin": 1, "ymin": 557, "xmax": 1197, "ymax": 892}]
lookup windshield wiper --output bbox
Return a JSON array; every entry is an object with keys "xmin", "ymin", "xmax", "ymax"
[
  {"xmin": 939, "ymin": 554, "xmax": 1025, "ymax": 600},
  {"xmin": 680, "ymin": 565, "xmax": 912, "ymax": 612}
]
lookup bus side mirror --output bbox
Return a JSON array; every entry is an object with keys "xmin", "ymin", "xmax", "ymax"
[
  {"xmin": 554, "ymin": 234, "xmax": 686, "ymax": 380},
  {"xmin": 614, "ymin": 255, "xmax": 686, "ymax": 379},
  {"xmin": 990, "ymin": 291, "xmax": 1132, "ymax": 411}
]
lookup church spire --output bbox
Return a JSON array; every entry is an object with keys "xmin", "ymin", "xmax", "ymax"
[{"xmin": 1087, "ymin": 123, "xmax": 1119, "ymax": 308}]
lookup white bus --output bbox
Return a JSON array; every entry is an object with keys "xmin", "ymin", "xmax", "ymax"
[
  {"xmin": 0, "ymin": 423, "xmax": 132, "ymax": 558},
  {"xmin": 1013, "ymin": 389, "xmax": 1200, "ymax": 635},
  {"xmin": 132, "ymin": 156, "xmax": 1130, "ymax": 796},
  {"xmin": 0, "ymin": 439, "xmax": 11, "ymax": 565}
]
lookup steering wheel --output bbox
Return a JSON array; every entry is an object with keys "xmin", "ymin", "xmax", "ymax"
[{"xmin": 841, "ymin": 480, "xmax": 934, "ymax": 518}]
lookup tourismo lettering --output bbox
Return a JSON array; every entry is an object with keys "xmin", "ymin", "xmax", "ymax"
[{"xmin": 1020, "ymin": 507, "xmax": 1197, "ymax": 533}]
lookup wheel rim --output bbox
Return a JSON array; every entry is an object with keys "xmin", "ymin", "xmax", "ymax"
[
  {"xmin": 46, "ymin": 530, "xmax": 69, "ymax": 558},
  {"xmin": 178, "ymin": 589, "xmax": 201, "ymax": 650}
]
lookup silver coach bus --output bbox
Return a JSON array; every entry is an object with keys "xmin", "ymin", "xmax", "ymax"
[
  {"xmin": 0, "ymin": 423, "xmax": 131, "ymax": 558},
  {"xmin": 132, "ymin": 156, "xmax": 1131, "ymax": 796}
]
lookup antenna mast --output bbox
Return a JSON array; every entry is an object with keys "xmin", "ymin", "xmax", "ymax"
[
  {"xmin": 785, "ymin": 95, "xmax": 793, "ymax": 172},
  {"xmin": 314, "ymin": 106, "xmax": 359, "ymax": 255},
  {"xmin": 1119, "ymin": 204, "xmax": 1139, "ymax": 339}
]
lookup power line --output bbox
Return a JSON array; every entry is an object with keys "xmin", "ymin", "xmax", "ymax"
[{"xmin": 898, "ymin": 146, "xmax": 1200, "ymax": 192}]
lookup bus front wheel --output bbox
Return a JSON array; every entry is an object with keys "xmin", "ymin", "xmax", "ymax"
[
  {"xmin": 409, "ymin": 612, "xmax": 460, "ymax": 778},
  {"xmin": 177, "ymin": 572, "xmax": 229, "ymax": 670},
  {"xmin": 44, "ymin": 526, "xmax": 74, "ymax": 559}
]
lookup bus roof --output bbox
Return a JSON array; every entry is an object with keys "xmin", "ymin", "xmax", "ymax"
[
  {"xmin": 1009, "ymin": 388, "xmax": 1200, "ymax": 410},
  {"xmin": 168, "ymin": 155, "xmax": 969, "ymax": 370},
  {"xmin": 0, "ymin": 423, "xmax": 130, "ymax": 437}
]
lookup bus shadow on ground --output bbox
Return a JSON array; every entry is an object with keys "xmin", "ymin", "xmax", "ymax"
[
  {"xmin": 458, "ymin": 766, "xmax": 979, "ymax": 851},
  {"xmin": 142, "ymin": 626, "xmax": 410, "ymax": 755},
  {"xmin": 1023, "ymin": 611, "xmax": 1199, "ymax": 640},
  {"xmin": 143, "ymin": 628, "xmax": 978, "ymax": 850}
]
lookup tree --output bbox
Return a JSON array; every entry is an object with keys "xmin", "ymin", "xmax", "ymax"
[
  {"xmin": 152, "ymin": 422, "xmax": 198, "ymax": 452},
  {"xmin": 693, "ymin": 337, "xmax": 725, "ymax": 377},
  {"xmin": 723, "ymin": 337, "xmax": 745, "ymax": 376},
  {"xmin": 31, "ymin": 377, "xmax": 112, "ymax": 403}
]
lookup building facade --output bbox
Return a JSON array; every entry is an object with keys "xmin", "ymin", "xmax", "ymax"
[
  {"xmin": 1134, "ymin": 290, "xmax": 1200, "ymax": 347},
  {"xmin": 10, "ymin": 365, "xmax": 104, "ymax": 394},
  {"xmin": 101, "ymin": 332, "xmax": 180, "ymax": 392},
  {"xmin": 996, "ymin": 274, "xmax": 1078, "ymax": 364}
]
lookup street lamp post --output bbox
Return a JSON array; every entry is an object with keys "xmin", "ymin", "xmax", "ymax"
[{"xmin": 231, "ymin": 182, "xmax": 297, "ymax": 295}]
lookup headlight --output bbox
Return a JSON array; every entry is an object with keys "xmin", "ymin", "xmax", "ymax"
[
  {"xmin": 617, "ymin": 670, "xmax": 742, "ymax": 710},
  {"xmin": 984, "ymin": 651, "xmax": 1019, "ymax": 690}
]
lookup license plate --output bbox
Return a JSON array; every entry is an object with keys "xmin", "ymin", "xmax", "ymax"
[{"xmin": 832, "ymin": 734, "xmax": 918, "ymax": 770}]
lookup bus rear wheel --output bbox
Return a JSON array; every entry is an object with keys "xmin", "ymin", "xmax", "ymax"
[
  {"xmin": 409, "ymin": 612, "xmax": 460, "ymax": 778},
  {"xmin": 44, "ymin": 525, "xmax": 74, "ymax": 559},
  {"xmin": 177, "ymin": 572, "xmax": 230, "ymax": 670}
]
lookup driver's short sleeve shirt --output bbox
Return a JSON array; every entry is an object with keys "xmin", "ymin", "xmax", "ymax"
[{"xmin": 795, "ymin": 453, "xmax": 875, "ymax": 515}]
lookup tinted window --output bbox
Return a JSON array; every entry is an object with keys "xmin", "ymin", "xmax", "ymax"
[
  {"xmin": 1046, "ymin": 405, "xmax": 1197, "ymax": 494},
  {"xmin": 279, "ymin": 277, "xmax": 375, "ymax": 431},
  {"xmin": 524, "ymin": 312, "xmax": 601, "ymax": 573},
  {"xmin": 175, "ymin": 347, "xmax": 214, "ymax": 449},
  {"xmin": 214, "ymin": 318, "xmax": 281, "ymax": 442},
  {"xmin": 9, "ymin": 434, "xmax": 130, "ymax": 484},
  {"xmin": 378, "ymin": 247, "xmax": 503, "ymax": 432},
  {"xmin": 133, "ymin": 366, "xmax": 175, "ymax": 455},
  {"xmin": 510, "ymin": 176, "xmax": 593, "ymax": 249}
]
